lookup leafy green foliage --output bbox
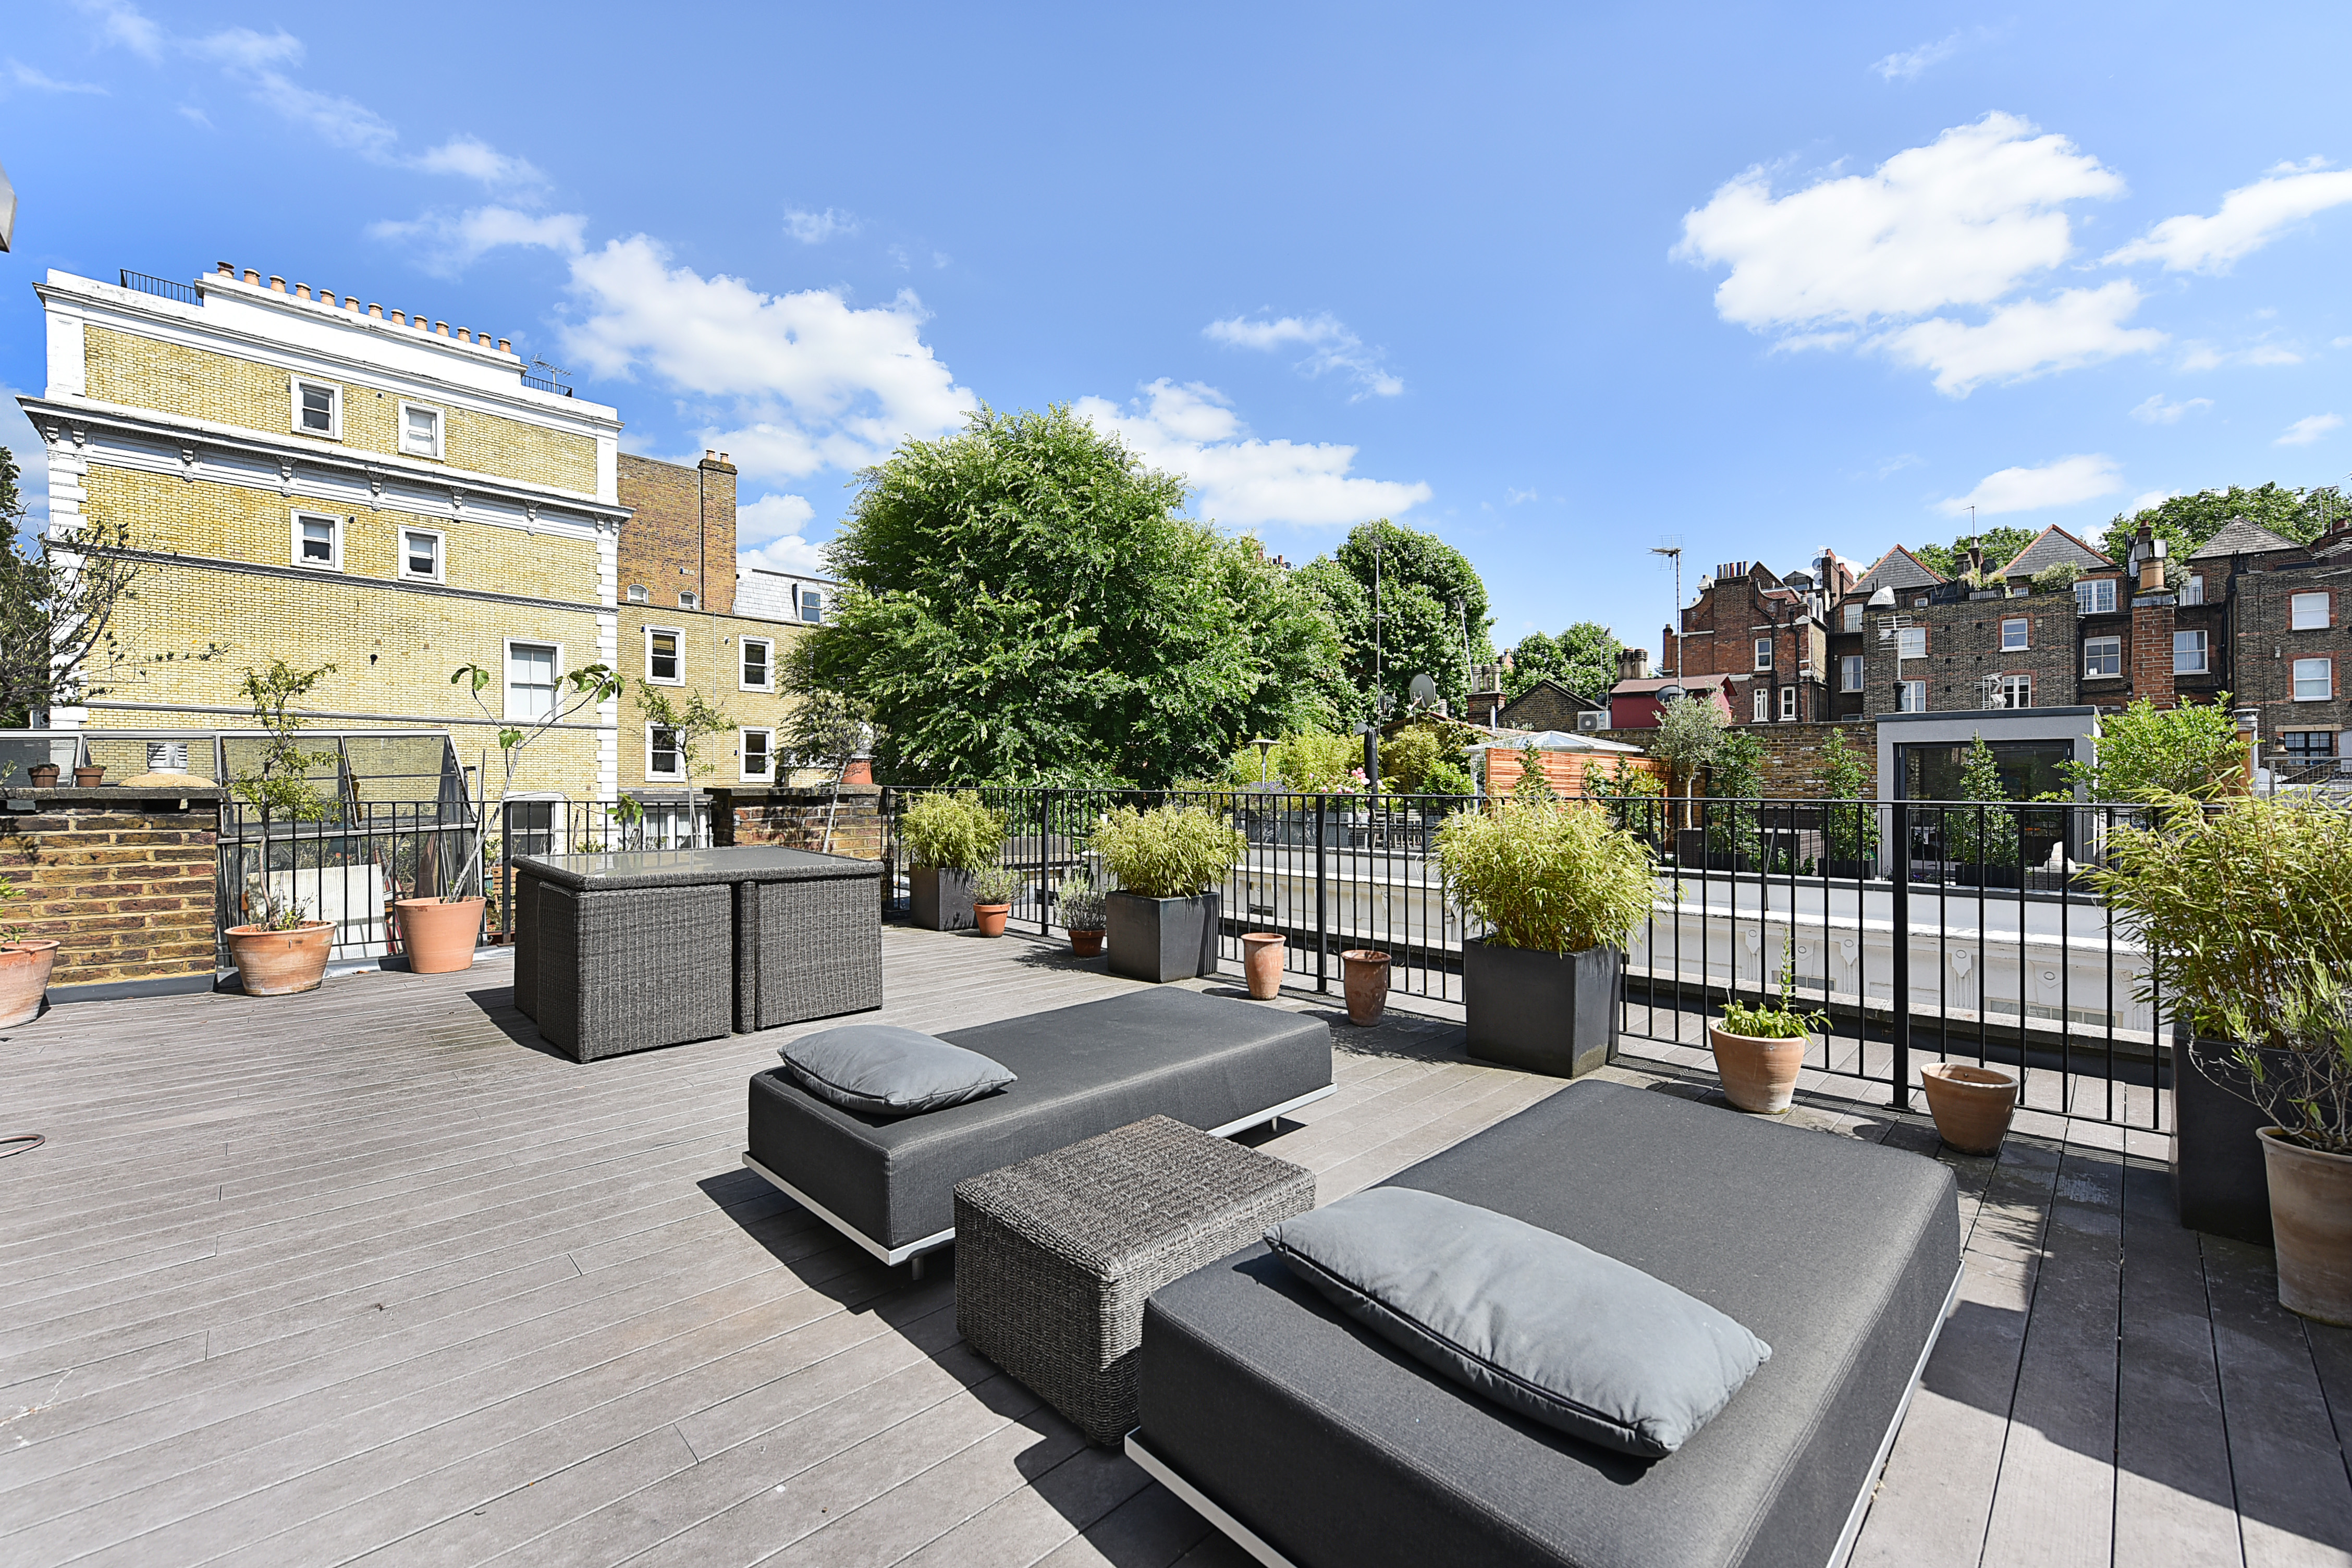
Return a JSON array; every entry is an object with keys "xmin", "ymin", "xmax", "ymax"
[
  {"xmin": 2056, "ymin": 696, "xmax": 2245, "ymax": 802},
  {"xmin": 230, "ymin": 660, "xmax": 338, "ymax": 828},
  {"xmin": 1224, "ymin": 729, "xmax": 1364, "ymax": 792},
  {"xmin": 1942, "ymin": 733, "xmax": 2019, "ymax": 865},
  {"xmin": 1910, "ymin": 526, "xmax": 2039, "ymax": 582},
  {"xmin": 1591, "ymin": 757, "xmax": 1665, "ymax": 835},
  {"xmin": 1057, "ymin": 872, "xmax": 1107, "ymax": 931},
  {"xmin": 633, "ymin": 682, "xmax": 733, "ymax": 783},
  {"xmin": 783, "ymin": 688, "xmax": 870, "ymax": 777},
  {"xmin": 2091, "ymin": 793, "xmax": 2352, "ymax": 1153},
  {"xmin": 1092, "ymin": 803, "xmax": 1245, "ymax": 898},
  {"xmin": 0, "ymin": 502, "xmax": 167, "ymax": 728},
  {"xmin": 0, "ymin": 874, "xmax": 25, "ymax": 946},
  {"xmin": 2098, "ymin": 483, "xmax": 2349, "ymax": 566},
  {"xmin": 1814, "ymin": 726, "xmax": 1879, "ymax": 861},
  {"xmin": 2029, "ymin": 561, "xmax": 2081, "ymax": 595},
  {"xmin": 795, "ymin": 405, "xmax": 1342, "ymax": 787},
  {"xmin": 1293, "ymin": 518, "xmax": 1494, "ymax": 725},
  {"xmin": 1650, "ymin": 693, "xmax": 1728, "ymax": 797},
  {"xmin": 1436, "ymin": 794, "xmax": 1657, "ymax": 955},
  {"xmin": 969, "ymin": 864, "xmax": 1024, "ymax": 905},
  {"xmin": 1720, "ymin": 942, "xmax": 1830, "ymax": 1040},
  {"xmin": 899, "ymin": 790, "xmax": 1005, "ymax": 872},
  {"xmin": 1378, "ymin": 718, "xmax": 1481, "ymax": 794},
  {"xmin": 1503, "ymin": 622, "xmax": 1623, "ymax": 702},
  {"xmin": 1705, "ymin": 729, "xmax": 1763, "ymax": 860}
]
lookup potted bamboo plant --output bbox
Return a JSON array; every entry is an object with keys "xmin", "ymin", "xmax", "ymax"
[
  {"xmin": 900, "ymin": 791, "xmax": 1004, "ymax": 932},
  {"xmin": 224, "ymin": 660, "xmax": 338, "ymax": 996},
  {"xmin": 2094, "ymin": 791, "xmax": 2352, "ymax": 1324},
  {"xmin": 0, "ymin": 875, "xmax": 58, "ymax": 1027},
  {"xmin": 1708, "ymin": 942, "xmax": 1829, "ymax": 1114},
  {"xmin": 970, "ymin": 865, "xmax": 1022, "ymax": 937},
  {"xmin": 1059, "ymin": 873, "xmax": 1107, "ymax": 957},
  {"xmin": 1095, "ymin": 802, "xmax": 1245, "ymax": 983},
  {"xmin": 1437, "ymin": 785, "xmax": 1657, "ymax": 1078}
]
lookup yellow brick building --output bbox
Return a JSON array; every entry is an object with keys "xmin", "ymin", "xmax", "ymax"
[{"xmin": 21, "ymin": 264, "xmax": 629, "ymax": 800}]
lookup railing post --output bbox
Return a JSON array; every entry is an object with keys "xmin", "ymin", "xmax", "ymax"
[
  {"xmin": 499, "ymin": 799, "xmax": 513, "ymax": 942},
  {"xmin": 1890, "ymin": 800, "xmax": 1912, "ymax": 1111},
  {"xmin": 1315, "ymin": 793, "xmax": 1329, "ymax": 994}
]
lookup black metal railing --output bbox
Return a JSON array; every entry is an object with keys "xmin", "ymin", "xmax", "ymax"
[
  {"xmin": 120, "ymin": 270, "xmax": 201, "ymax": 305},
  {"xmin": 521, "ymin": 373, "xmax": 574, "ymax": 397},
  {"xmin": 491, "ymin": 797, "xmax": 712, "ymax": 938}
]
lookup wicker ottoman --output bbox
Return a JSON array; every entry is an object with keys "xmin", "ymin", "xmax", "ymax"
[{"xmin": 954, "ymin": 1114, "xmax": 1314, "ymax": 1446}]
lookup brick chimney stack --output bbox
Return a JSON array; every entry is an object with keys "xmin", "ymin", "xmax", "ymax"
[
  {"xmin": 1661, "ymin": 623, "xmax": 1679, "ymax": 677},
  {"xmin": 2128, "ymin": 523, "xmax": 2177, "ymax": 709},
  {"xmin": 1617, "ymin": 646, "xmax": 1651, "ymax": 682}
]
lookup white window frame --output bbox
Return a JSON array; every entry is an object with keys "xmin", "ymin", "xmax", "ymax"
[
  {"xmin": 1898, "ymin": 680, "xmax": 1927, "ymax": 713},
  {"xmin": 1998, "ymin": 674, "xmax": 2032, "ymax": 710},
  {"xmin": 1753, "ymin": 636, "xmax": 1772, "ymax": 672},
  {"xmin": 1840, "ymin": 653, "xmax": 1864, "ymax": 691},
  {"xmin": 398, "ymin": 526, "xmax": 445, "ymax": 584},
  {"xmin": 290, "ymin": 377, "xmax": 341, "ymax": 439},
  {"xmin": 502, "ymin": 638, "xmax": 562, "ymax": 722},
  {"xmin": 398, "ymin": 400, "xmax": 445, "ymax": 459},
  {"xmin": 2084, "ymin": 636, "xmax": 2123, "ymax": 678},
  {"xmin": 1896, "ymin": 626, "xmax": 1926, "ymax": 660},
  {"xmin": 626, "ymin": 584, "xmax": 648, "ymax": 604},
  {"xmin": 680, "ymin": 589, "xmax": 701, "ymax": 610},
  {"xmin": 643, "ymin": 625, "xmax": 683, "ymax": 685},
  {"xmin": 646, "ymin": 724, "xmax": 685, "ymax": 781},
  {"xmin": 2076, "ymin": 578, "xmax": 2117, "ymax": 615},
  {"xmin": 1779, "ymin": 685, "xmax": 1797, "ymax": 721},
  {"xmin": 801, "ymin": 589, "xmax": 824, "ymax": 624},
  {"xmin": 2173, "ymin": 629, "xmax": 2208, "ymax": 675},
  {"xmin": 2294, "ymin": 657, "xmax": 2333, "ymax": 702},
  {"xmin": 740, "ymin": 636, "xmax": 774, "ymax": 692},
  {"xmin": 2000, "ymin": 617, "xmax": 2029, "ymax": 652},
  {"xmin": 1842, "ymin": 603, "xmax": 1863, "ymax": 632},
  {"xmin": 1751, "ymin": 687, "xmax": 1769, "ymax": 722},
  {"xmin": 289, "ymin": 509, "xmax": 342, "ymax": 572},
  {"xmin": 739, "ymin": 726, "xmax": 774, "ymax": 781},
  {"xmin": 2290, "ymin": 591, "xmax": 2331, "ymax": 631}
]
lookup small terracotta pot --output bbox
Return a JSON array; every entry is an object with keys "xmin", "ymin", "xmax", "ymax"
[
  {"xmin": 1342, "ymin": 949, "xmax": 1391, "ymax": 1026},
  {"xmin": 1242, "ymin": 932, "xmax": 1284, "ymax": 1000},
  {"xmin": 226, "ymin": 921, "xmax": 334, "ymax": 996},
  {"xmin": 1069, "ymin": 928, "xmax": 1104, "ymax": 958},
  {"xmin": 26, "ymin": 764, "xmax": 59, "ymax": 788},
  {"xmin": 72, "ymin": 765, "xmax": 104, "ymax": 787},
  {"xmin": 395, "ymin": 896, "xmax": 484, "ymax": 973},
  {"xmin": 973, "ymin": 903, "xmax": 1010, "ymax": 937},
  {"xmin": 2260, "ymin": 1128, "xmax": 2352, "ymax": 1326},
  {"xmin": 1708, "ymin": 1022, "xmax": 1808, "ymax": 1113},
  {"xmin": 0, "ymin": 940, "xmax": 61, "ymax": 1027},
  {"xmin": 1921, "ymin": 1062, "xmax": 2020, "ymax": 1155}
]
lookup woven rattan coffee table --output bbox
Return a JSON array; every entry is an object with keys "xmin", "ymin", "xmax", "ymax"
[{"xmin": 954, "ymin": 1113, "xmax": 1314, "ymax": 1446}]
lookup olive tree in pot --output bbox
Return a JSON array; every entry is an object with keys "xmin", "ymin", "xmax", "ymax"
[
  {"xmin": 2094, "ymin": 792, "xmax": 2352, "ymax": 1322},
  {"xmin": 900, "ymin": 791, "xmax": 1003, "ymax": 931},
  {"xmin": 1094, "ymin": 803, "xmax": 1245, "ymax": 983},
  {"xmin": 1437, "ymin": 789, "xmax": 1657, "ymax": 1078},
  {"xmin": 225, "ymin": 660, "xmax": 338, "ymax": 996},
  {"xmin": 435, "ymin": 659, "xmax": 627, "ymax": 974}
]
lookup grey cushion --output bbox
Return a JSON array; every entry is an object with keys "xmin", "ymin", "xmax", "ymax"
[
  {"xmin": 778, "ymin": 1024, "xmax": 1016, "ymax": 1117},
  {"xmin": 1265, "ymin": 1187, "xmax": 1770, "ymax": 1457}
]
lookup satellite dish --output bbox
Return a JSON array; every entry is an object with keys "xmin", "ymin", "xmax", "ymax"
[{"xmin": 1409, "ymin": 673, "xmax": 1439, "ymax": 709}]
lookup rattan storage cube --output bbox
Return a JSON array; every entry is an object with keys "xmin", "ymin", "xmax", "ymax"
[{"xmin": 954, "ymin": 1114, "xmax": 1313, "ymax": 1446}]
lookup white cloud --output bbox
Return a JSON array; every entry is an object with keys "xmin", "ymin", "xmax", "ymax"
[
  {"xmin": 71, "ymin": 0, "xmax": 163, "ymax": 61},
  {"xmin": 191, "ymin": 27, "xmax": 398, "ymax": 156},
  {"xmin": 1073, "ymin": 379, "xmax": 1431, "ymax": 528},
  {"xmin": 414, "ymin": 136, "xmax": 543, "ymax": 189},
  {"xmin": 2179, "ymin": 340, "xmax": 2304, "ymax": 371},
  {"xmin": 2106, "ymin": 158, "xmax": 2352, "ymax": 274},
  {"xmin": 1503, "ymin": 487, "xmax": 1539, "ymax": 506},
  {"xmin": 2129, "ymin": 393, "xmax": 2213, "ymax": 424},
  {"xmin": 176, "ymin": 103, "xmax": 211, "ymax": 128},
  {"xmin": 785, "ymin": 207, "xmax": 858, "ymax": 244},
  {"xmin": 559, "ymin": 235, "xmax": 975, "ymax": 485},
  {"xmin": 1204, "ymin": 313, "xmax": 1403, "ymax": 398},
  {"xmin": 1936, "ymin": 454, "xmax": 2124, "ymax": 517},
  {"xmin": 736, "ymin": 494, "xmax": 827, "ymax": 575},
  {"xmin": 2124, "ymin": 489, "xmax": 2176, "ymax": 516},
  {"xmin": 1871, "ymin": 32, "xmax": 1961, "ymax": 81},
  {"xmin": 6, "ymin": 60, "xmax": 108, "ymax": 94},
  {"xmin": 1880, "ymin": 282, "xmax": 2164, "ymax": 395},
  {"xmin": 367, "ymin": 205, "xmax": 586, "ymax": 279},
  {"xmin": 2277, "ymin": 413, "xmax": 2344, "ymax": 447}
]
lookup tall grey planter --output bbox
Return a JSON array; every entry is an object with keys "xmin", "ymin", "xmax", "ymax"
[
  {"xmin": 909, "ymin": 865, "xmax": 975, "ymax": 932},
  {"xmin": 1463, "ymin": 937, "xmax": 1620, "ymax": 1078},
  {"xmin": 2173, "ymin": 1039, "xmax": 2276, "ymax": 1245},
  {"xmin": 1106, "ymin": 890, "xmax": 1221, "ymax": 983}
]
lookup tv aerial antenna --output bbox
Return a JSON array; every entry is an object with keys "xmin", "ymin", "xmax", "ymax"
[{"xmin": 1650, "ymin": 537, "xmax": 1683, "ymax": 674}]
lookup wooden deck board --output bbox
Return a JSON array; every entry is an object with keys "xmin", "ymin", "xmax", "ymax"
[{"xmin": 1, "ymin": 923, "xmax": 2342, "ymax": 1567}]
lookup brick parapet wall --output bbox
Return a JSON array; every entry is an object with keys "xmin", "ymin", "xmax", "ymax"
[
  {"xmin": 709, "ymin": 785, "xmax": 884, "ymax": 860},
  {"xmin": 2, "ymin": 790, "xmax": 223, "ymax": 991},
  {"xmin": 1589, "ymin": 721, "xmax": 1879, "ymax": 798}
]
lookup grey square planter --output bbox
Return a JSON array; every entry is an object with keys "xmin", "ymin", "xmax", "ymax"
[
  {"xmin": 1463, "ymin": 937, "xmax": 1620, "ymax": 1078},
  {"xmin": 1106, "ymin": 890, "xmax": 1221, "ymax": 983},
  {"xmin": 2173, "ymin": 1040, "xmax": 2276, "ymax": 1245},
  {"xmin": 910, "ymin": 866, "xmax": 975, "ymax": 932}
]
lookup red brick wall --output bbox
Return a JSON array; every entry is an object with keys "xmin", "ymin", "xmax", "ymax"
[
  {"xmin": 2, "ymin": 791, "xmax": 220, "ymax": 992},
  {"xmin": 710, "ymin": 785, "xmax": 884, "ymax": 859},
  {"xmin": 618, "ymin": 451, "xmax": 740, "ymax": 616},
  {"xmin": 2129, "ymin": 596, "xmax": 2177, "ymax": 710},
  {"xmin": 1589, "ymin": 722, "xmax": 1880, "ymax": 798}
]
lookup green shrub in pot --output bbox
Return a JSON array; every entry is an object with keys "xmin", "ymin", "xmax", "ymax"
[
  {"xmin": 970, "ymin": 865, "xmax": 1024, "ymax": 906},
  {"xmin": 899, "ymin": 791, "xmax": 1004, "ymax": 871},
  {"xmin": 1058, "ymin": 873, "xmax": 1107, "ymax": 932},
  {"xmin": 1094, "ymin": 803, "xmax": 1246, "ymax": 982}
]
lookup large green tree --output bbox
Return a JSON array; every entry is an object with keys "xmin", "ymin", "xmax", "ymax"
[
  {"xmin": 793, "ymin": 406, "xmax": 1342, "ymax": 787},
  {"xmin": 2098, "ymin": 483, "xmax": 2349, "ymax": 565},
  {"xmin": 1503, "ymin": 622, "xmax": 1622, "ymax": 701},
  {"xmin": 1293, "ymin": 518, "xmax": 1493, "ymax": 726},
  {"xmin": 1909, "ymin": 526, "xmax": 2039, "ymax": 582}
]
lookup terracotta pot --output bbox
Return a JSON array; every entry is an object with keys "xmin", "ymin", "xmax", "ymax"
[
  {"xmin": 1069, "ymin": 928, "xmax": 1105, "ymax": 958},
  {"xmin": 1242, "ymin": 932, "xmax": 1284, "ymax": 1000},
  {"xmin": 226, "ymin": 921, "xmax": 334, "ymax": 996},
  {"xmin": 1342, "ymin": 949, "xmax": 1391, "ymax": 1026},
  {"xmin": 1708, "ymin": 1021, "xmax": 1809, "ymax": 1114},
  {"xmin": 395, "ymin": 896, "xmax": 484, "ymax": 973},
  {"xmin": 973, "ymin": 903, "xmax": 1010, "ymax": 938},
  {"xmin": 1921, "ymin": 1063, "xmax": 2020, "ymax": 1155},
  {"xmin": 0, "ymin": 940, "xmax": 60, "ymax": 1027},
  {"xmin": 27, "ymin": 764, "xmax": 58, "ymax": 788},
  {"xmin": 72, "ymin": 765, "xmax": 104, "ymax": 787},
  {"xmin": 2260, "ymin": 1129, "xmax": 2352, "ymax": 1326}
]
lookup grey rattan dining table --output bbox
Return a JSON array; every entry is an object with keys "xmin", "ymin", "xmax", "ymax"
[{"xmin": 512, "ymin": 847, "xmax": 883, "ymax": 1061}]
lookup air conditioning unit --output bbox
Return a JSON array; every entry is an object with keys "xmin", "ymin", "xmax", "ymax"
[{"xmin": 1576, "ymin": 710, "xmax": 1606, "ymax": 733}]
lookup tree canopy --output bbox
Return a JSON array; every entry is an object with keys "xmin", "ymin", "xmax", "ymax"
[
  {"xmin": 1909, "ymin": 526, "xmax": 2039, "ymax": 582},
  {"xmin": 793, "ymin": 405, "xmax": 1342, "ymax": 788},
  {"xmin": 2098, "ymin": 483, "xmax": 2349, "ymax": 565},
  {"xmin": 1503, "ymin": 622, "xmax": 1622, "ymax": 702},
  {"xmin": 1292, "ymin": 519, "xmax": 1494, "ymax": 725}
]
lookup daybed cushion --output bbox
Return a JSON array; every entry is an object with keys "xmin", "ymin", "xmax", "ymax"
[
  {"xmin": 747, "ymin": 987, "xmax": 1332, "ymax": 1251},
  {"xmin": 1264, "ymin": 1187, "xmax": 1770, "ymax": 1457},
  {"xmin": 779, "ymin": 1024, "xmax": 1016, "ymax": 1117},
  {"xmin": 1137, "ymin": 1080, "xmax": 1960, "ymax": 1568}
]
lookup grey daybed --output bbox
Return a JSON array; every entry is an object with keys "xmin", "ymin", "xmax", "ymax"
[
  {"xmin": 1128, "ymin": 1080, "xmax": 1963, "ymax": 1568},
  {"xmin": 743, "ymin": 988, "xmax": 1334, "ymax": 1270}
]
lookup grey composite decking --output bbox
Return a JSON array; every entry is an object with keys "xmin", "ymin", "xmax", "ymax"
[{"xmin": 0, "ymin": 924, "xmax": 2346, "ymax": 1568}]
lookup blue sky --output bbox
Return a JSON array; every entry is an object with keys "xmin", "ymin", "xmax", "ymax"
[{"xmin": 4, "ymin": 3, "xmax": 2349, "ymax": 658}]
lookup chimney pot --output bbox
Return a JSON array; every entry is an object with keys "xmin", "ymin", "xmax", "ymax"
[
  {"xmin": 389, "ymin": 310, "xmax": 406, "ymax": 325},
  {"xmin": 434, "ymin": 321, "xmax": 449, "ymax": 336},
  {"xmin": 216, "ymin": 261, "xmax": 233, "ymax": 275},
  {"xmin": 369, "ymin": 303, "xmax": 384, "ymax": 318},
  {"xmin": 243, "ymin": 268, "xmax": 260, "ymax": 284},
  {"xmin": 294, "ymin": 283, "xmax": 311, "ymax": 300},
  {"xmin": 719, "ymin": 451, "xmax": 729, "ymax": 463},
  {"xmin": 497, "ymin": 338, "xmax": 511, "ymax": 353},
  {"xmin": 268, "ymin": 276, "xmax": 286, "ymax": 292}
]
